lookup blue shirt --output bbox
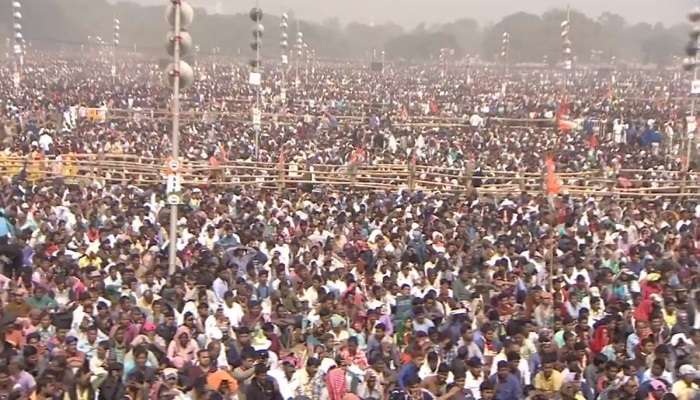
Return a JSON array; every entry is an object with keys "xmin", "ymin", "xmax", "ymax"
[
  {"xmin": 397, "ymin": 362, "xmax": 419, "ymax": 390},
  {"xmin": 0, "ymin": 216, "xmax": 14, "ymax": 238},
  {"xmin": 489, "ymin": 373, "xmax": 522, "ymax": 400}
]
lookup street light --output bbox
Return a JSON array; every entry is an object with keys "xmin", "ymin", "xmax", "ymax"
[
  {"xmin": 682, "ymin": 6, "xmax": 700, "ymax": 192},
  {"xmin": 113, "ymin": 18, "xmax": 120, "ymax": 83},
  {"xmin": 439, "ymin": 48, "xmax": 447, "ymax": 78},
  {"xmin": 280, "ymin": 13, "xmax": 289, "ymax": 103},
  {"xmin": 249, "ymin": 6, "xmax": 264, "ymax": 160},
  {"xmin": 164, "ymin": 0, "xmax": 195, "ymax": 275},
  {"xmin": 561, "ymin": 8, "xmax": 573, "ymax": 73},
  {"xmin": 295, "ymin": 28, "xmax": 303, "ymax": 86},
  {"xmin": 12, "ymin": 1, "xmax": 22, "ymax": 87},
  {"xmin": 501, "ymin": 32, "xmax": 510, "ymax": 75}
]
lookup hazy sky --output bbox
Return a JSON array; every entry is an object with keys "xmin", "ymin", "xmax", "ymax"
[{"xmin": 122, "ymin": 0, "xmax": 692, "ymax": 27}]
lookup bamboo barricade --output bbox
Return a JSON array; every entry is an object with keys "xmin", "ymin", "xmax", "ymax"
[
  {"xmin": 103, "ymin": 108, "xmax": 557, "ymax": 129},
  {"xmin": 0, "ymin": 153, "xmax": 698, "ymax": 199}
]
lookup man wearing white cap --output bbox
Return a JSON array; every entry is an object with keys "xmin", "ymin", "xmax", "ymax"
[{"xmin": 673, "ymin": 364, "xmax": 699, "ymax": 400}]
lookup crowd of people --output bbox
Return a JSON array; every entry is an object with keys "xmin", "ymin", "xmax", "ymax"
[{"xmin": 0, "ymin": 52, "xmax": 698, "ymax": 400}]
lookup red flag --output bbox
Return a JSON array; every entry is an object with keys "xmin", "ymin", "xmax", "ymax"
[
  {"xmin": 558, "ymin": 119, "xmax": 577, "ymax": 132},
  {"xmin": 430, "ymin": 99, "xmax": 439, "ymax": 114},
  {"xmin": 545, "ymin": 156, "xmax": 561, "ymax": 195},
  {"xmin": 589, "ymin": 134, "xmax": 599, "ymax": 149},
  {"xmin": 556, "ymin": 96, "xmax": 570, "ymax": 120},
  {"xmin": 556, "ymin": 96, "xmax": 574, "ymax": 133},
  {"xmin": 350, "ymin": 148, "xmax": 366, "ymax": 165}
]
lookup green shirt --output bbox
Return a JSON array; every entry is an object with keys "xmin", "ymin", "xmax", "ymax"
[{"xmin": 26, "ymin": 295, "xmax": 58, "ymax": 311}]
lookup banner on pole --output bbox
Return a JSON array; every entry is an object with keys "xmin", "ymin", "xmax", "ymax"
[{"xmin": 692, "ymin": 80, "xmax": 700, "ymax": 95}]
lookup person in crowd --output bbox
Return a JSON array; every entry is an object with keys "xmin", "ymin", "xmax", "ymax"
[{"xmin": 0, "ymin": 53, "xmax": 698, "ymax": 400}]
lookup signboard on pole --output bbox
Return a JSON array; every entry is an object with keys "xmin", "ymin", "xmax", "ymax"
[
  {"xmin": 249, "ymin": 72, "xmax": 261, "ymax": 86},
  {"xmin": 168, "ymin": 159, "xmax": 180, "ymax": 173},
  {"xmin": 167, "ymin": 193, "xmax": 181, "ymax": 205},
  {"xmin": 166, "ymin": 174, "xmax": 182, "ymax": 194},
  {"xmin": 692, "ymin": 80, "xmax": 700, "ymax": 95}
]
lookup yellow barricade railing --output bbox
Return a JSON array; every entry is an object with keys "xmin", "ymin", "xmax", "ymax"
[{"xmin": 0, "ymin": 153, "xmax": 698, "ymax": 199}]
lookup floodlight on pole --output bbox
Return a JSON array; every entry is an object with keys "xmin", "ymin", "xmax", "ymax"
[
  {"xmin": 681, "ymin": 5, "xmax": 700, "ymax": 193},
  {"xmin": 164, "ymin": 0, "xmax": 195, "ymax": 275},
  {"xmin": 280, "ymin": 12, "xmax": 289, "ymax": 103},
  {"xmin": 249, "ymin": 5, "xmax": 264, "ymax": 160},
  {"xmin": 12, "ymin": 0, "xmax": 23, "ymax": 87},
  {"xmin": 112, "ymin": 18, "xmax": 120, "ymax": 83}
]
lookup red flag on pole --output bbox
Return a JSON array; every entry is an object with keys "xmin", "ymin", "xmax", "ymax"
[
  {"xmin": 556, "ymin": 96, "xmax": 575, "ymax": 133},
  {"xmin": 545, "ymin": 156, "xmax": 561, "ymax": 195}
]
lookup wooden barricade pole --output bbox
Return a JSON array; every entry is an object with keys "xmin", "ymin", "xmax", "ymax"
[
  {"xmin": 464, "ymin": 160, "xmax": 475, "ymax": 190},
  {"xmin": 277, "ymin": 160, "xmax": 285, "ymax": 194},
  {"xmin": 517, "ymin": 166, "xmax": 525, "ymax": 192},
  {"xmin": 408, "ymin": 161, "xmax": 416, "ymax": 192}
]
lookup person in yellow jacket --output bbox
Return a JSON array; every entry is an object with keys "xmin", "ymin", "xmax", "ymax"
[
  {"xmin": 0, "ymin": 150, "xmax": 18, "ymax": 180},
  {"xmin": 63, "ymin": 152, "xmax": 78, "ymax": 178},
  {"xmin": 27, "ymin": 150, "xmax": 45, "ymax": 183},
  {"xmin": 0, "ymin": 150, "xmax": 8, "ymax": 178},
  {"xmin": 672, "ymin": 364, "xmax": 699, "ymax": 400}
]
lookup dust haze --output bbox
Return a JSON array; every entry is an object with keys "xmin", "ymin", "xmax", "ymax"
[{"xmin": 115, "ymin": 0, "xmax": 690, "ymax": 26}]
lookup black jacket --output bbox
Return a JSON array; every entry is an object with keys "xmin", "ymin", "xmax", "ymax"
[{"xmin": 245, "ymin": 377, "xmax": 283, "ymax": 400}]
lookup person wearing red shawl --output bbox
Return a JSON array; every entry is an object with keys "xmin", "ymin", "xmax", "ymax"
[
  {"xmin": 590, "ymin": 324, "xmax": 610, "ymax": 354},
  {"xmin": 551, "ymin": 276, "xmax": 569, "ymax": 304},
  {"xmin": 634, "ymin": 293, "xmax": 663, "ymax": 323},
  {"xmin": 325, "ymin": 359, "xmax": 348, "ymax": 400},
  {"xmin": 339, "ymin": 336, "xmax": 369, "ymax": 370},
  {"xmin": 640, "ymin": 273, "xmax": 663, "ymax": 301}
]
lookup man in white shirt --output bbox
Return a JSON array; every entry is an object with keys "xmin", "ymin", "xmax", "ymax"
[
  {"xmin": 221, "ymin": 291, "xmax": 243, "ymax": 327},
  {"xmin": 212, "ymin": 269, "xmax": 230, "ymax": 302},
  {"xmin": 268, "ymin": 360, "xmax": 298, "ymax": 400},
  {"xmin": 38, "ymin": 131, "xmax": 53, "ymax": 152},
  {"xmin": 489, "ymin": 345, "xmax": 531, "ymax": 387},
  {"xmin": 464, "ymin": 357, "xmax": 485, "ymax": 399}
]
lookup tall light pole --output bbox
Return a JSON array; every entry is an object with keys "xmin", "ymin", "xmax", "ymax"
[
  {"xmin": 295, "ymin": 24, "xmax": 303, "ymax": 86},
  {"xmin": 381, "ymin": 50, "xmax": 385, "ymax": 75},
  {"xmin": 561, "ymin": 7, "xmax": 573, "ymax": 82},
  {"xmin": 165, "ymin": 0, "xmax": 195, "ymax": 275},
  {"xmin": 439, "ymin": 48, "xmax": 447, "ymax": 78},
  {"xmin": 280, "ymin": 13, "xmax": 289, "ymax": 103},
  {"xmin": 113, "ymin": 18, "xmax": 120, "ymax": 84},
  {"xmin": 683, "ymin": 7, "xmax": 700, "ymax": 192},
  {"xmin": 11, "ymin": 1, "xmax": 22, "ymax": 88},
  {"xmin": 302, "ymin": 41, "xmax": 310, "ymax": 84},
  {"xmin": 501, "ymin": 32, "xmax": 510, "ymax": 76},
  {"xmin": 249, "ymin": 6, "xmax": 264, "ymax": 160}
]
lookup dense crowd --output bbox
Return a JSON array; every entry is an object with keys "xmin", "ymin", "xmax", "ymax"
[{"xmin": 0, "ymin": 53, "xmax": 698, "ymax": 400}]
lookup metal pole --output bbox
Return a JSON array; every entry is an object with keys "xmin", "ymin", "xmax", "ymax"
[
  {"xmin": 254, "ymin": 3, "xmax": 261, "ymax": 161},
  {"xmin": 685, "ymin": 65, "xmax": 697, "ymax": 192},
  {"xmin": 295, "ymin": 20, "xmax": 300, "ymax": 86},
  {"xmin": 168, "ymin": 0, "xmax": 182, "ymax": 275},
  {"xmin": 683, "ymin": 8, "xmax": 700, "ymax": 194},
  {"xmin": 113, "ymin": 18, "xmax": 118, "ymax": 85},
  {"xmin": 12, "ymin": 1, "xmax": 22, "ymax": 88}
]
